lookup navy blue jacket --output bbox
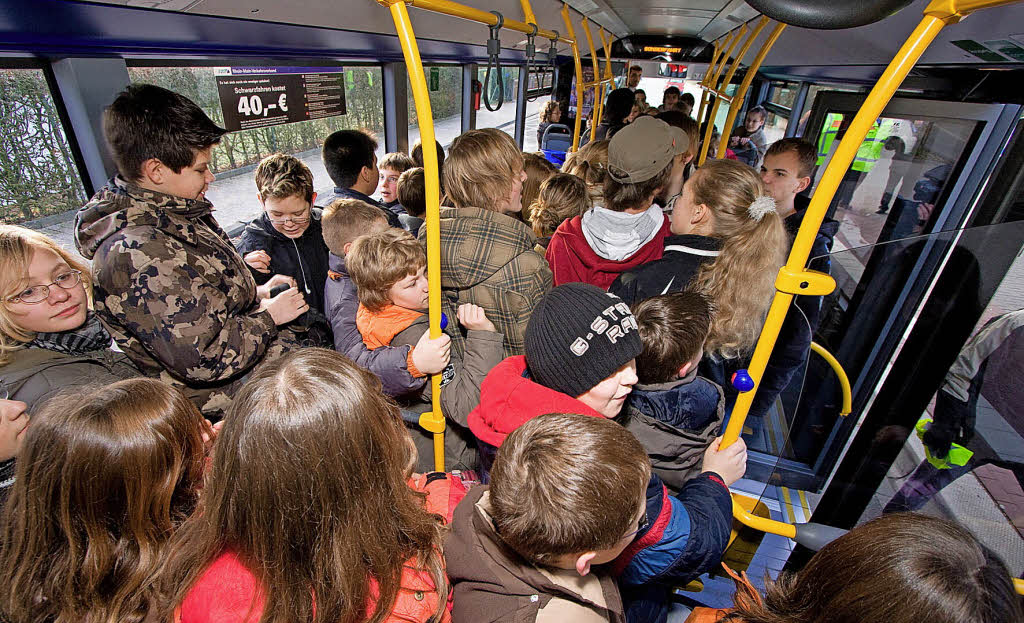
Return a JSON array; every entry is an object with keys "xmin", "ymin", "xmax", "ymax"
[{"xmin": 316, "ymin": 186, "xmax": 401, "ymax": 228}]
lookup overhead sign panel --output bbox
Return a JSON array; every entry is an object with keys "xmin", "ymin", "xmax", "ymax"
[{"xmin": 215, "ymin": 66, "xmax": 347, "ymax": 132}]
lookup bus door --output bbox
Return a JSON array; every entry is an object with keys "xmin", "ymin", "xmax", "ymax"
[{"xmin": 736, "ymin": 92, "xmax": 1021, "ymax": 502}]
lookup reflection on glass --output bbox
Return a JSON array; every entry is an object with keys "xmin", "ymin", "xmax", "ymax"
[
  {"xmin": 863, "ymin": 249, "xmax": 1024, "ymax": 576},
  {"xmin": 407, "ymin": 66, "xmax": 462, "ymax": 155},
  {"xmin": 476, "ymin": 66, "xmax": 520, "ymax": 139},
  {"xmin": 128, "ymin": 65, "xmax": 385, "ymax": 230},
  {"xmin": 762, "ymin": 110, "xmax": 788, "ymax": 146}
]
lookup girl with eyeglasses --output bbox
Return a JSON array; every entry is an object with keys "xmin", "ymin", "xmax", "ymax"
[{"xmin": 0, "ymin": 225, "xmax": 139, "ymax": 412}]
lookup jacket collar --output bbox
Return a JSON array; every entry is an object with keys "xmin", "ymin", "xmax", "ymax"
[
  {"xmin": 328, "ymin": 252, "xmax": 347, "ymax": 276},
  {"xmin": 635, "ymin": 366, "xmax": 698, "ymax": 392},
  {"xmin": 662, "ymin": 234, "xmax": 722, "ymax": 257}
]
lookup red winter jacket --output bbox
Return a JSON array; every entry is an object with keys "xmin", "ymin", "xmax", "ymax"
[
  {"xmin": 175, "ymin": 473, "xmax": 467, "ymax": 623},
  {"xmin": 545, "ymin": 214, "xmax": 670, "ymax": 290},
  {"xmin": 467, "ymin": 355, "xmax": 605, "ymax": 448}
]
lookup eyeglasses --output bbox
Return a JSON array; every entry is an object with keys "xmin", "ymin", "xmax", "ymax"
[
  {"xmin": 267, "ymin": 210, "xmax": 311, "ymax": 225},
  {"xmin": 5, "ymin": 270, "xmax": 83, "ymax": 305}
]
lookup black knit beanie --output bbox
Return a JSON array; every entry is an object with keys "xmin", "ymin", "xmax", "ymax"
[{"xmin": 525, "ymin": 283, "xmax": 642, "ymax": 397}]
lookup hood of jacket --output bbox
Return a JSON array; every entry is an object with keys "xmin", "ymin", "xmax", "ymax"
[
  {"xmin": 550, "ymin": 214, "xmax": 670, "ymax": 287},
  {"xmin": 75, "ymin": 176, "xmax": 216, "ymax": 260},
  {"xmin": 444, "ymin": 486, "xmax": 625, "ymax": 623},
  {"xmin": 436, "ymin": 207, "xmax": 539, "ymax": 290},
  {"xmin": 628, "ymin": 372, "xmax": 722, "ymax": 431},
  {"xmin": 467, "ymin": 356, "xmax": 603, "ymax": 447},
  {"xmin": 356, "ymin": 303, "xmax": 424, "ymax": 350}
]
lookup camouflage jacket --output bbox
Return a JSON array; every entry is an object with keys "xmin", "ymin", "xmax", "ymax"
[
  {"xmin": 75, "ymin": 176, "xmax": 296, "ymax": 417},
  {"xmin": 419, "ymin": 207, "xmax": 551, "ymax": 358}
]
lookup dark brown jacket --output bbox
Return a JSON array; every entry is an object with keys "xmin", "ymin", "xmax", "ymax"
[{"xmin": 444, "ymin": 486, "xmax": 626, "ymax": 623}]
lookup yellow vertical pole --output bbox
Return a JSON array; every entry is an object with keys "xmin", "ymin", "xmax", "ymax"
[
  {"xmin": 387, "ymin": 0, "xmax": 446, "ymax": 472},
  {"xmin": 698, "ymin": 18, "xmax": 765, "ymax": 165},
  {"xmin": 715, "ymin": 21, "xmax": 786, "ymax": 160},
  {"xmin": 562, "ymin": 4, "xmax": 585, "ymax": 152},
  {"xmin": 582, "ymin": 17, "xmax": 601, "ymax": 139},
  {"xmin": 695, "ymin": 37, "xmax": 725, "ymax": 126},
  {"xmin": 519, "ymin": 0, "xmax": 538, "ymax": 28},
  {"xmin": 697, "ymin": 27, "xmax": 744, "ymax": 157},
  {"xmin": 721, "ymin": 13, "xmax": 952, "ymax": 451},
  {"xmin": 599, "ymin": 27, "xmax": 614, "ymax": 121}
]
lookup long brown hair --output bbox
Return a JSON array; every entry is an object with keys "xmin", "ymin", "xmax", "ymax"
[
  {"xmin": 0, "ymin": 379, "xmax": 208, "ymax": 623},
  {"xmin": 687, "ymin": 159, "xmax": 786, "ymax": 359},
  {"xmin": 162, "ymin": 348, "xmax": 447, "ymax": 623},
  {"xmin": 521, "ymin": 152, "xmax": 557, "ymax": 214},
  {"xmin": 731, "ymin": 513, "xmax": 1023, "ymax": 623},
  {"xmin": 528, "ymin": 172, "xmax": 592, "ymax": 238}
]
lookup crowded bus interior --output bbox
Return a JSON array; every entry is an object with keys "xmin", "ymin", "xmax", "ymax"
[{"xmin": 1, "ymin": 0, "xmax": 1024, "ymax": 619}]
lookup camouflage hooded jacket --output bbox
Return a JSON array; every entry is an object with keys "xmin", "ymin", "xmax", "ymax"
[{"xmin": 75, "ymin": 176, "xmax": 295, "ymax": 416}]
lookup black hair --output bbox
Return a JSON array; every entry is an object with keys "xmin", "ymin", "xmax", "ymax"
[
  {"xmin": 605, "ymin": 88, "xmax": 636, "ymax": 125},
  {"xmin": 663, "ymin": 86, "xmax": 681, "ymax": 97},
  {"xmin": 103, "ymin": 84, "xmax": 226, "ymax": 181},
  {"xmin": 322, "ymin": 130, "xmax": 377, "ymax": 189}
]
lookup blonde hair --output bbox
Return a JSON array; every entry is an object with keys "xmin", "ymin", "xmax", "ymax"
[
  {"xmin": 320, "ymin": 199, "xmax": 389, "ymax": 257},
  {"xmin": 561, "ymin": 139, "xmax": 609, "ymax": 202},
  {"xmin": 347, "ymin": 229, "xmax": 426, "ymax": 312},
  {"xmin": 254, "ymin": 153, "xmax": 314, "ymax": 203},
  {"xmin": 687, "ymin": 160, "xmax": 786, "ymax": 360},
  {"xmin": 443, "ymin": 129, "xmax": 524, "ymax": 211},
  {"xmin": 521, "ymin": 153, "xmax": 557, "ymax": 214},
  {"xmin": 0, "ymin": 225, "xmax": 92, "ymax": 365},
  {"xmin": 528, "ymin": 173, "xmax": 592, "ymax": 238}
]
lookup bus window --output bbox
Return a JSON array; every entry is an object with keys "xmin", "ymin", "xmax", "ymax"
[
  {"xmin": 407, "ymin": 65, "xmax": 461, "ymax": 158},
  {"xmin": 0, "ymin": 67, "xmax": 88, "ymax": 233},
  {"xmin": 475, "ymin": 66, "xmax": 520, "ymax": 140},
  {"xmin": 127, "ymin": 65, "xmax": 385, "ymax": 233}
]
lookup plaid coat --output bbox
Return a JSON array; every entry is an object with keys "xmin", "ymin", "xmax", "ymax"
[{"xmin": 420, "ymin": 207, "xmax": 551, "ymax": 358}]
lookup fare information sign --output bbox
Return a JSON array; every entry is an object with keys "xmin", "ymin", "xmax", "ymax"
[{"xmin": 215, "ymin": 66, "xmax": 347, "ymax": 131}]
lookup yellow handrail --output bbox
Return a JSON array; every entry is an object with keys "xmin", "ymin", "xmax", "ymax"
[
  {"xmin": 1016, "ymin": 577, "xmax": 1024, "ymax": 596},
  {"xmin": 698, "ymin": 17, "xmax": 767, "ymax": 165},
  {"xmin": 721, "ymin": 0, "xmax": 1017, "ymax": 538},
  {"xmin": 519, "ymin": 0, "xmax": 538, "ymax": 30},
  {"xmin": 696, "ymin": 26, "xmax": 745, "ymax": 161},
  {"xmin": 714, "ymin": 21, "xmax": 786, "ymax": 161},
  {"xmin": 385, "ymin": 0, "xmax": 447, "ymax": 472},
  {"xmin": 810, "ymin": 342, "xmax": 852, "ymax": 416},
  {"xmin": 700, "ymin": 34, "xmax": 733, "ymax": 127},
  {"xmin": 393, "ymin": 0, "xmax": 571, "ymax": 42},
  {"xmin": 582, "ymin": 17, "xmax": 601, "ymax": 141},
  {"xmin": 598, "ymin": 27, "xmax": 613, "ymax": 128},
  {"xmin": 561, "ymin": 4, "xmax": 585, "ymax": 152}
]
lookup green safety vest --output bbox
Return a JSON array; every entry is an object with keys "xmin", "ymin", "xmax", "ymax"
[{"xmin": 816, "ymin": 116, "xmax": 898, "ymax": 173}]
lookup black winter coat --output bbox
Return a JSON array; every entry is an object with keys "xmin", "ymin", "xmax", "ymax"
[
  {"xmin": 235, "ymin": 209, "xmax": 331, "ymax": 314},
  {"xmin": 609, "ymin": 234, "xmax": 722, "ymax": 305}
]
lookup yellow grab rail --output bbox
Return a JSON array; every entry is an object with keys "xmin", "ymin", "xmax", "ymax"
[
  {"xmin": 385, "ymin": 0, "xmax": 447, "ymax": 472},
  {"xmin": 561, "ymin": 4, "xmax": 585, "ymax": 152},
  {"xmin": 714, "ymin": 21, "xmax": 786, "ymax": 161},
  {"xmin": 698, "ymin": 17, "xmax": 767, "ymax": 165},
  {"xmin": 810, "ymin": 342, "xmax": 852, "ymax": 416},
  {"xmin": 695, "ymin": 36, "xmax": 727, "ymax": 126},
  {"xmin": 582, "ymin": 17, "xmax": 601, "ymax": 141},
  {"xmin": 722, "ymin": 0, "xmax": 1017, "ymax": 538},
  {"xmin": 393, "ymin": 0, "xmax": 571, "ymax": 42}
]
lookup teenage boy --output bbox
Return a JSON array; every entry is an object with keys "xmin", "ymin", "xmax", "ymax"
[
  {"xmin": 75, "ymin": 84, "xmax": 306, "ymax": 418},
  {"xmin": 626, "ymin": 64, "xmax": 643, "ymax": 90},
  {"xmin": 320, "ymin": 198, "xmax": 441, "ymax": 397},
  {"xmin": 396, "ymin": 166, "xmax": 426, "ymax": 234},
  {"xmin": 623, "ymin": 292, "xmax": 723, "ymax": 493},
  {"xmin": 378, "ymin": 151, "xmax": 415, "ymax": 215},
  {"xmin": 545, "ymin": 116, "xmax": 681, "ymax": 290},
  {"xmin": 446, "ymin": 413, "xmax": 650, "ymax": 622},
  {"xmin": 755, "ymin": 137, "xmax": 839, "ymax": 419},
  {"xmin": 348, "ymin": 228, "xmax": 504, "ymax": 471},
  {"xmin": 316, "ymin": 129, "xmax": 400, "ymax": 228},
  {"xmin": 465, "ymin": 283, "xmax": 746, "ymax": 623},
  {"xmin": 425, "ymin": 128, "xmax": 552, "ymax": 358},
  {"xmin": 658, "ymin": 86, "xmax": 680, "ymax": 112},
  {"xmin": 236, "ymin": 153, "xmax": 330, "ymax": 315},
  {"xmin": 729, "ymin": 106, "xmax": 768, "ymax": 169}
]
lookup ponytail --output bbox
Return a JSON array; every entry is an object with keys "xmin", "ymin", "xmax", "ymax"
[{"xmin": 687, "ymin": 160, "xmax": 787, "ymax": 360}]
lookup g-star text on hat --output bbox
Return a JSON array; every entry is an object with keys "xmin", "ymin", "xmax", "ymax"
[{"xmin": 570, "ymin": 301, "xmax": 639, "ymax": 356}]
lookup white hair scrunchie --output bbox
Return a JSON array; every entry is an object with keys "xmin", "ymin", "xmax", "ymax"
[{"xmin": 747, "ymin": 195, "xmax": 776, "ymax": 221}]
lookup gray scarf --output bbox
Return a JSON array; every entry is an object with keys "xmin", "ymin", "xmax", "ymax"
[
  {"xmin": 581, "ymin": 204, "xmax": 664, "ymax": 261},
  {"xmin": 28, "ymin": 312, "xmax": 111, "ymax": 356}
]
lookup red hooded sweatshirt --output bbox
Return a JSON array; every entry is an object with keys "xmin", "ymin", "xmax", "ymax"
[
  {"xmin": 545, "ymin": 214, "xmax": 671, "ymax": 290},
  {"xmin": 467, "ymin": 356, "xmax": 604, "ymax": 448}
]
